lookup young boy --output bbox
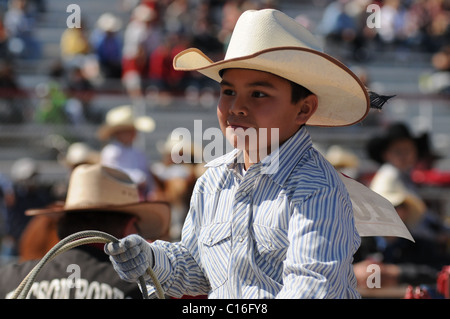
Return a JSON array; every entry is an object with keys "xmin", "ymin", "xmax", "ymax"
[{"xmin": 105, "ymin": 8, "xmax": 370, "ymax": 298}]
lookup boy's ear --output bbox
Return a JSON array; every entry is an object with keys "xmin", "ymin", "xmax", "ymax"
[{"xmin": 295, "ymin": 95, "xmax": 318, "ymax": 125}]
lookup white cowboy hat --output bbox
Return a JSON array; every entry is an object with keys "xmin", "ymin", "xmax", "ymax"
[
  {"xmin": 370, "ymin": 165, "xmax": 426, "ymax": 226},
  {"xmin": 11, "ymin": 157, "xmax": 38, "ymax": 181},
  {"xmin": 173, "ymin": 9, "xmax": 370, "ymax": 127},
  {"xmin": 97, "ymin": 105, "xmax": 155, "ymax": 141},
  {"xmin": 325, "ymin": 145, "xmax": 359, "ymax": 169},
  {"xmin": 26, "ymin": 164, "xmax": 170, "ymax": 240},
  {"xmin": 59, "ymin": 142, "xmax": 100, "ymax": 168},
  {"xmin": 96, "ymin": 13, "xmax": 122, "ymax": 33},
  {"xmin": 132, "ymin": 4, "xmax": 156, "ymax": 22}
]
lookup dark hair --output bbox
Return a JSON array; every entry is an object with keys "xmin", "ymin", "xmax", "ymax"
[
  {"xmin": 57, "ymin": 211, "xmax": 135, "ymax": 239},
  {"xmin": 290, "ymin": 81, "xmax": 314, "ymax": 104}
]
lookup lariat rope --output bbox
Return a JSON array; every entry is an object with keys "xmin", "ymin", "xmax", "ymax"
[{"xmin": 8, "ymin": 230, "xmax": 164, "ymax": 299}]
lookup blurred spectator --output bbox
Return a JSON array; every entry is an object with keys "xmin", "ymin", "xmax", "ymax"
[
  {"xmin": 147, "ymin": 32, "xmax": 190, "ymax": 94},
  {"xmin": 325, "ymin": 144, "xmax": 360, "ymax": 179},
  {"xmin": 34, "ymin": 68, "xmax": 68, "ymax": 124},
  {"xmin": 368, "ymin": 121, "xmax": 450, "ymax": 192},
  {"xmin": 408, "ymin": 0, "xmax": 450, "ymax": 53},
  {"xmin": 316, "ymin": 0, "xmax": 450, "ymax": 63},
  {"xmin": 90, "ymin": 13, "xmax": 123, "ymax": 79},
  {"xmin": 35, "ymin": 63, "xmax": 96, "ymax": 125},
  {"xmin": 367, "ymin": 122, "xmax": 450, "ymax": 223},
  {"xmin": 98, "ymin": 105, "xmax": 158, "ymax": 200},
  {"xmin": 318, "ymin": 0, "xmax": 377, "ymax": 62},
  {"xmin": 420, "ymin": 44, "xmax": 450, "ymax": 95},
  {"xmin": 122, "ymin": 4, "xmax": 162, "ymax": 97},
  {"xmin": 3, "ymin": 158, "xmax": 56, "ymax": 258},
  {"xmin": 163, "ymin": 0, "xmax": 192, "ymax": 35},
  {"xmin": 152, "ymin": 133, "xmax": 201, "ymax": 240},
  {"xmin": 437, "ymin": 265, "xmax": 450, "ymax": 299},
  {"xmin": 60, "ymin": 18, "xmax": 92, "ymax": 72},
  {"xmin": 59, "ymin": 141, "xmax": 100, "ymax": 171},
  {"xmin": 3, "ymin": 0, "xmax": 41, "ymax": 59},
  {"xmin": 377, "ymin": 0, "xmax": 407, "ymax": 45},
  {"xmin": 65, "ymin": 66, "xmax": 95, "ymax": 124},
  {"xmin": 0, "ymin": 17, "xmax": 13, "ymax": 62},
  {"xmin": 52, "ymin": 141, "xmax": 100, "ymax": 200},
  {"xmin": 354, "ymin": 169, "xmax": 450, "ymax": 290},
  {"xmin": 185, "ymin": 2, "xmax": 224, "ymax": 92},
  {"xmin": 0, "ymin": 61, "xmax": 29, "ymax": 124},
  {"xmin": 367, "ymin": 122, "xmax": 420, "ymax": 195},
  {"xmin": 412, "ymin": 131, "xmax": 450, "ymax": 186},
  {"xmin": 356, "ymin": 121, "xmax": 450, "ymax": 292},
  {"xmin": 18, "ymin": 142, "xmax": 101, "ymax": 262},
  {"xmin": 318, "ymin": 0, "xmax": 358, "ymax": 42},
  {"xmin": 0, "ymin": 164, "xmax": 171, "ymax": 299},
  {"xmin": 218, "ymin": 0, "xmax": 246, "ymax": 48}
]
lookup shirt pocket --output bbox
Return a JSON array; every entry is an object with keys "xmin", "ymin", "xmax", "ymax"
[
  {"xmin": 198, "ymin": 222, "xmax": 231, "ymax": 290},
  {"xmin": 252, "ymin": 224, "xmax": 289, "ymax": 263}
]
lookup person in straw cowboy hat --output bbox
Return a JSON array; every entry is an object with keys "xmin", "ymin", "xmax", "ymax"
[
  {"xmin": 353, "ymin": 170, "xmax": 450, "ymax": 292},
  {"xmin": 0, "ymin": 163, "xmax": 170, "ymax": 299},
  {"xmin": 105, "ymin": 9, "xmax": 392, "ymax": 299},
  {"xmin": 16, "ymin": 142, "xmax": 102, "ymax": 262},
  {"xmin": 98, "ymin": 104, "xmax": 157, "ymax": 201}
]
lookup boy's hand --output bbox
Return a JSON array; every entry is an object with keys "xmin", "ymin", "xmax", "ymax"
[{"xmin": 104, "ymin": 234, "xmax": 153, "ymax": 283}]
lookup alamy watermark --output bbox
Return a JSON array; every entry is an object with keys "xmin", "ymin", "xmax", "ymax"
[
  {"xmin": 366, "ymin": 264, "xmax": 381, "ymax": 289},
  {"xmin": 65, "ymin": 3, "xmax": 382, "ymax": 30},
  {"xmin": 66, "ymin": 4, "xmax": 81, "ymax": 29},
  {"xmin": 67, "ymin": 261, "xmax": 381, "ymax": 290},
  {"xmin": 66, "ymin": 263, "xmax": 81, "ymax": 288},
  {"xmin": 366, "ymin": 4, "xmax": 381, "ymax": 29},
  {"xmin": 169, "ymin": 120, "xmax": 279, "ymax": 174}
]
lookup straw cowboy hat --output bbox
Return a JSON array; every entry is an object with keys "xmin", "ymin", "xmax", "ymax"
[
  {"xmin": 370, "ymin": 165, "xmax": 426, "ymax": 226},
  {"xmin": 97, "ymin": 105, "xmax": 155, "ymax": 141},
  {"xmin": 173, "ymin": 9, "xmax": 370, "ymax": 127},
  {"xmin": 26, "ymin": 164, "xmax": 170, "ymax": 240},
  {"xmin": 325, "ymin": 145, "xmax": 359, "ymax": 169},
  {"xmin": 59, "ymin": 142, "xmax": 100, "ymax": 169}
]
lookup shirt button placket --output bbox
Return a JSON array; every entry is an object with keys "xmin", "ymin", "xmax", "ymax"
[{"xmin": 230, "ymin": 173, "xmax": 254, "ymax": 297}]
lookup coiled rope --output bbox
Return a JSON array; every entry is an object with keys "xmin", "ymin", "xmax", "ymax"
[{"xmin": 8, "ymin": 230, "xmax": 164, "ymax": 299}]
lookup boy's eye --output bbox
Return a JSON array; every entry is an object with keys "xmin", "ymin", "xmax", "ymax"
[
  {"xmin": 222, "ymin": 89, "xmax": 235, "ymax": 96},
  {"xmin": 251, "ymin": 91, "xmax": 267, "ymax": 98}
]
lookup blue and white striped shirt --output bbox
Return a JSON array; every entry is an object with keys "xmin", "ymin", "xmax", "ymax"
[{"xmin": 150, "ymin": 126, "xmax": 361, "ymax": 298}]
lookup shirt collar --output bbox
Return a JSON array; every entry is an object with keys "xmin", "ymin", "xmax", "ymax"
[{"xmin": 205, "ymin": 126, "xmax": 313, "ymax": 186}]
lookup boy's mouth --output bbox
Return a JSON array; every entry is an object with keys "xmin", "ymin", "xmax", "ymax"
[{"xmin": 227, "ymin": 121, "xmax": 250, "ymax": 130}]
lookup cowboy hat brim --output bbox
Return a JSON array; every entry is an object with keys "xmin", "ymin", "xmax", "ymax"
[
  {"xmin": 97, "ymin": 117, "xmax": 156, "ymax": 141},
  {"xmin": 26, "ymin": 201, "xmax": 171, "ymax": 241},
  {"xmin": 97, "ymin": 124, "xmax": 136, "ymax": 141},
  {"xmin": 174, "ymin": 47, "xmax": 370, "ymax": 127}
]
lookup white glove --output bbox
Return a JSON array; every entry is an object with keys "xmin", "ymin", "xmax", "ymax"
[{"xmin": 104, "ymin": 234, "xmax": 154, "ymax": 283}]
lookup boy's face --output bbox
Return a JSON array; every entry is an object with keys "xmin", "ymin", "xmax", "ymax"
[{"xmin": 217, "ymin": 68, "xmax": 317, "ymax": 160}]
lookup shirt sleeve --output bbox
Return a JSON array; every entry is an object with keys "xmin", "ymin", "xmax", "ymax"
[
  {"xmin": 147, "ymin": 192, "xmax": 211, "ymax": 298},
  {"xmin": 276, "ymin": 185, "xmax": 360, "ymax": 299}
]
